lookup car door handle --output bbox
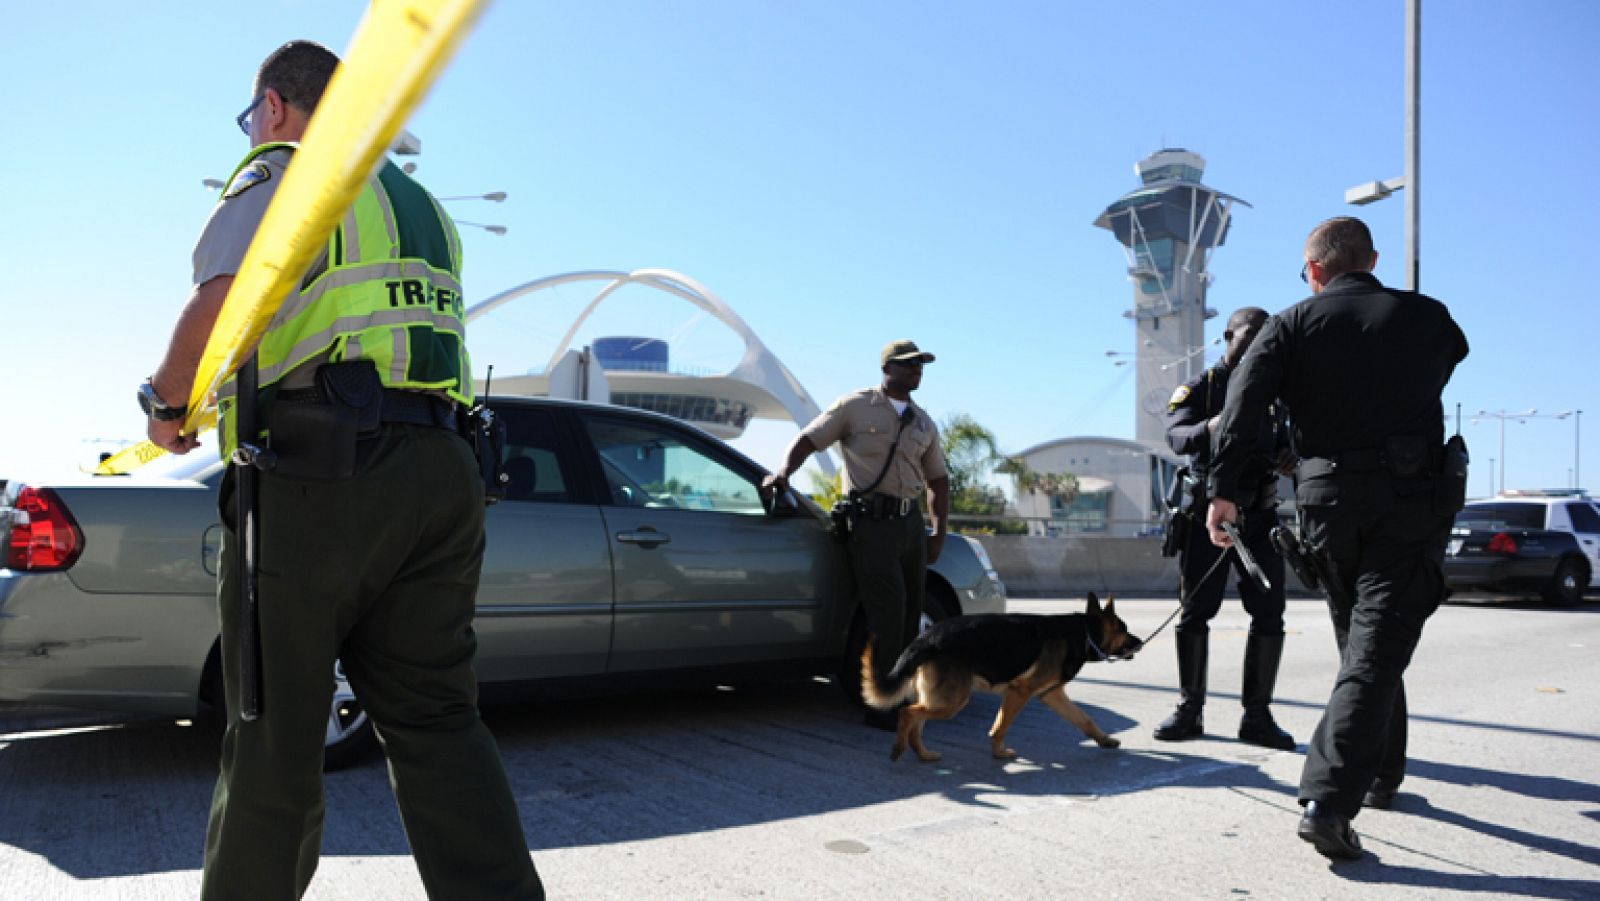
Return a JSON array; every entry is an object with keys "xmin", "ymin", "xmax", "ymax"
[{"xmin": 616, "ymin": 528, "xmax": 671, "ymax": 547}]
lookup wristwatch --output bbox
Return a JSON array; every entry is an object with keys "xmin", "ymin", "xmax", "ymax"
[{"xmin": 137, "ymin": 379, "xmax": 188, "ymax": 422}]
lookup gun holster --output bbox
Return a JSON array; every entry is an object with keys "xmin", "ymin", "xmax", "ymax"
[
  {"xmin": 1270, "ymin": 524, "xmax": 1320, "ymax": 591},
  {"xmin": 1162, "ymin": 508, "xmax": 1191, "ymax": 558},
  {"xmin": 266, "ymin": 361, "xmax": 383, "ymax": 481},
  {"xmin": 829, "ymin": 494, "xmax": 858, "ymax": 544}
]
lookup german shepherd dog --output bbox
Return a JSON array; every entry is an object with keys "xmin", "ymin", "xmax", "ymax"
[{"xmin": 861, "ymin": 593, "xmax": 1143, "ymax": 762}]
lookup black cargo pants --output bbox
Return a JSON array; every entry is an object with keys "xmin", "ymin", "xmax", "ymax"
[
  {"xmin": 205, "ymin": 423, "xmax": 543, "ymax": 900},
  {"xmin": 849, "ymin": 507, "xmax": 927, "ymax": 677},
  {"xmin": 1296, "ymin": 467, "xmax": 1453, "ymax": 819}
]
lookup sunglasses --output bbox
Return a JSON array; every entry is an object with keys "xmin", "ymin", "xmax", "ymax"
[{"xmin": 236, "ymin": 93, "xmax": 267, "ymax": 136}]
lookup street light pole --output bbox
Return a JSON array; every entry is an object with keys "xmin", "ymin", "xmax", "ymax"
[
  {"xmin": 1575, "ymin": 409, "xmax": 1583, "ymax": 490},
  {"xmin": 454, "ymin": 220, "xmax": 507, "ymax": 236},
  {"xmin": 1473, "ymin": 408, "xmax": 1576, "ymax": 493},
  {"xmin": 1345, "ymin": 0, "xmax": 1421, "ymax": 291}
]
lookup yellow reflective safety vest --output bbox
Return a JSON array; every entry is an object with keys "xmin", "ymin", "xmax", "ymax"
[{"xmin": 218, "ymin": 142, "xmax": 472, "ymax": 458}]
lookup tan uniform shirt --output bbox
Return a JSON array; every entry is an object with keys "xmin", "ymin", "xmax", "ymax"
[
  {"xmin": 802, "ymin": 387, "xmax": 946, "ymax": 500},
  {"xmin": 191, "ymin": 146, "xmax": 333, "ymax": 390}
]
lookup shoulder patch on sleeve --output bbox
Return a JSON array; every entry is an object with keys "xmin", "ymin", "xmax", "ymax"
[
  {"xmin": 224, "ymin": 162, "xmax": 272, "ymax": 199},
  {"xmin": 1166, "ymin": 385, "xmax": 1191, "ymax": 411}
]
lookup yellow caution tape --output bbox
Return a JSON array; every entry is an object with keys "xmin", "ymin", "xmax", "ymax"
[{"xmin": 98, "ymin": 0, "xmax": 489, "ymax": 477}]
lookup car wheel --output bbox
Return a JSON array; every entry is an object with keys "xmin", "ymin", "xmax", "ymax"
[
  {"xmin": 323, "ymin": 659, "xmax": 380, "ymax": 771},
  {"xmin": 920, "ymin": 580, "xmax": 957, "ymax": 632},
  {"xmin": 1542, "ymin": 558, "xmax": 1589, "ymax": 608}
]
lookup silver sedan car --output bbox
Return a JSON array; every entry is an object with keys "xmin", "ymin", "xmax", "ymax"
[{"xmin": 1, "ymin": 397, "xmax": 1005, "ymax": 766}]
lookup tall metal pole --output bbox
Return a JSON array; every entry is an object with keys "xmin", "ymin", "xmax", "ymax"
[
  {"xmin": 1405, "ymin": 0, "xmax": 1421, "ymax": 291},
  {"xmin": 1499, "ymin": 416, "xmax": 1507, "ymax": 494},
  {"xmin": 1577, "ymin": 410, "xmax": 1583, "ymax": 490}
]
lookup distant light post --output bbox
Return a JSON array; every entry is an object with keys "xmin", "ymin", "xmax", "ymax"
[
  {"xmin": 1105, "ymin": 337, "xmax": 1219, "ymax": 369},
  {"xmin": 1472, "ymin": 408, "xmax": 1576, "ymax": 493},
  {"xmin": 442, "ymin": 192, "xmax": 509, "ymax": 236},
  {"xmin": 454, "ymin": 220, "xmax": 507, "ymax": 236},
  {"xmin": 1574, "ymin": 410, "xmax": 1583, "ymax": 490},
  {"xmin": 1345, "ymin": 0, "xmax": 1421, "ymax": 291}
]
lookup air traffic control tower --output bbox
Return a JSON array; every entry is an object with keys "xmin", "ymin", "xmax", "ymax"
[{"xmin": 1094, "ymin": 149, "xmax": 1249, "ymax": 445}]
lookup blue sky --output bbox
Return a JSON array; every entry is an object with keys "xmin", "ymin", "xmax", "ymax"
[{"xmin": 4, "ymin": 1, "xmax": 1597, "ymax": 496}]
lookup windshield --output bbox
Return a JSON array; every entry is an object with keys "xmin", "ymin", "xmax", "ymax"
[{"xmin": 1455, "ymin": 503, "xmax": 1544, "ymax": 530}]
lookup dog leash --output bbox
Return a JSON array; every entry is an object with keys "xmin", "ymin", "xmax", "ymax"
[{"xmin": 1138, "ymin": 539, "xmax": 1236, "ymax": 648}]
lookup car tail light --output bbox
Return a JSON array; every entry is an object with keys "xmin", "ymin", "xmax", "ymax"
[
  {"xmin": 6, "ymin": 486, "xmax": 84, "ymax": 571},
  {"xmin": 1486, "ymin": 532, "xmax": 1518, "ymax": 555}
]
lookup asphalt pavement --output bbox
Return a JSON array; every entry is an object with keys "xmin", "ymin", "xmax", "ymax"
[{"xmin": 0, "ymin": 594, "xmax": 1596, "ymax": 900}]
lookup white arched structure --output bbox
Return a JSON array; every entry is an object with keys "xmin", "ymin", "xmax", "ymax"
[{"xmin": 465, "ymin": 268, "xmax": 832, "ymax": 473}]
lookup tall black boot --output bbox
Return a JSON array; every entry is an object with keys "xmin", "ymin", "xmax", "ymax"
[
  {"xmin": 1154, "ymin": 631, "xmax": 1207, "ymax": 741},
  {"xmin": 1239, "ymin": 632, "xmax": 1295, "ymax": 750}
]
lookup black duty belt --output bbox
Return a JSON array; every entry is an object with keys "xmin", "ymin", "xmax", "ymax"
[
  {"xmin": 276, "ymin": 387, "xmax": 462, "ymax": 432},
  {"xmin": 1299, "ymin": 447, "xmax": 1387, "ymax": 478},
  {"xmin": 381, "ymin": 389, "xmax": 462, "ymax": 431},
  {"xmin": 860, "ymin": 492, "xmax": 917, "ymax": 519}
]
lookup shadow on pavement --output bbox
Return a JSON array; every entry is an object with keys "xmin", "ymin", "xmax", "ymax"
[
  {"xmin": 1, "ymin": 676, "xmax": 1594, "ymax": 897},
  {"xmin": 1339, "ymin": 863, "xmax": 1600, "ymax": 899}
]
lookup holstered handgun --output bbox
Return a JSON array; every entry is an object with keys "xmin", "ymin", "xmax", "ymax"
[
  {"xmin": 1160, "ymin": 467, "xmax": 1194, "ymax": 558},
  {"xmin": 829, "ymin": 493, "xmax": 858, "ymax": 543},
  {"xmin": 1271, "ymin": 524, "xmax": 1320, "ymax": 592}
]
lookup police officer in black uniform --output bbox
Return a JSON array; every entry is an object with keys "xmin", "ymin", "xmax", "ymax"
[
  {"xmin": 1155, "ymin": 307, "xmax": 1295, "ymax": 751},
  {"xmin": 1207, "ymin": 217, "xmax": 1468, "ymax": 861}
]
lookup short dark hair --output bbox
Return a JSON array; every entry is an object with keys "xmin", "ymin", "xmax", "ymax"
[
  {"xmin": 255, "ymin": 40, "xmax": 340, "ymax": 115},
  {"xmin": 1305, "ymin": 217, "xmax": 1375, "ymax": 278},
  {"xmin": 1227, "ymin": 306, "xmax": 1267, "ymax": 331}
]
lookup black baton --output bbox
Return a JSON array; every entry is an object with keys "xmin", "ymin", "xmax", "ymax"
[
  {"xmin": 231, "ymin": 353, "xmax": 275, "ymax": 721},
  {"xmin": 1221, "ymin": 520, "xmax": 1272, "ymax": 592}
]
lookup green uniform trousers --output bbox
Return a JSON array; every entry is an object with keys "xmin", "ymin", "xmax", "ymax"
[
  {"xmin": 849, "ymin": 508, "xmax": 927, "ymax": 676},
  {"xmin": 203, "ymin": 423, "xmax": 543, "ymax": 900}
]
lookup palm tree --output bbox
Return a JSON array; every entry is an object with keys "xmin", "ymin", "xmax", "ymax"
[
  {"xmin": 941, "ymin": 413, "xmax": 1004, "ymax": 498},
  {"xmin": 805, "ymin": 469, "xmax": 845, "ymax": 509},
  {"xmin": 998, "ymin": 455, "xmax": 1079, "ymax": 505}
]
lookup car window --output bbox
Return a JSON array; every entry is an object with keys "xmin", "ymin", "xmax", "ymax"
[
  {"xmin": 498, "ymin": 406, "xmax": 573, "ymax": 504},
  {"xmin": 1566, "ymin": 501, "xmax": 1600, "ymax": 533},
  {"xmin": 583, "ymin": 416, "xmax": 764, "ymax": 515},
  {"xmin": 1455, "ymin": 503, "xmax": 1545, "ymax": 530}
]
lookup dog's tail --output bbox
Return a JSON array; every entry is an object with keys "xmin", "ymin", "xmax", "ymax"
[{"xmin": 860, "ymin": 641, "xmax": 931, "ymax": 709}]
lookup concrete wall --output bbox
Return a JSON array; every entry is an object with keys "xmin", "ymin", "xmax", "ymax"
[{"xmin": 974, "ymin": 534, "xmax": 1314, "ymax": 598}]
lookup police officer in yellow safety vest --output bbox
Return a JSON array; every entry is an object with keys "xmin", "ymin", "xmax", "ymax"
[{"xmin": 142, "ymin": 41, "xmax": 543, "ymax": 900}]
